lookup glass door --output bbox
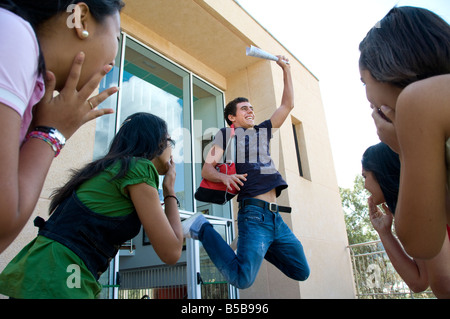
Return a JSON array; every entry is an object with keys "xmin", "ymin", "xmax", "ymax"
[
  {"xmin": 192, "ymin": 76, "xmax": 233, "ymax": 220},
  {"xmin": 186, "ymin": 214, "xmax": 238, "ymax": 299},
  {"xmin": 94, "ymin": 34, "xmax": 195, "ymax": 210},
  {"xmin": 118, "ymin": 36, "xmax": 193, "ymax": 211},
  {"xmin": 94, "ymin": 33, "xmax": 237, "ymax": 299},
  {"xmin": 199, "ymin": 219, "xmax": 237, "ymax": 299}
]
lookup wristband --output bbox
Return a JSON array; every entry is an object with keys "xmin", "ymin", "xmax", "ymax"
[
  {"xmin": 26, "ymin": 131, "xmax": 62, "ymax": 157},
  {"xmin": 34, "ymin": 126, "xmax": 66, "ymax": 148},
  {"xmin": 164, "ymin": 195, "xmax": 180, "ymax": 207}
]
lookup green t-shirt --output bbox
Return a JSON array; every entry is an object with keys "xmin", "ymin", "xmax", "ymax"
[{"xmin": 0, "ymin": 158, "xmax": 158, "ymax": 299}]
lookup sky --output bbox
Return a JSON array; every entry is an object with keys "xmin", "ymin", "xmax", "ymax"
[{"xmin": 235, "ymin": 0, "xmax": 450, "ymax": 188}]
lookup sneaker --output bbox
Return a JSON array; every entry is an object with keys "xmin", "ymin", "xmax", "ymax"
[{"xmin": 182, "ymin": 212, "xmax": 208, "ymax": 240}]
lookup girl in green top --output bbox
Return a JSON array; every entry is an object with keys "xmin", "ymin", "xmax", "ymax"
[{"xmin": 0, "ymin": 112, "xmax": 184, "ymax": 298}]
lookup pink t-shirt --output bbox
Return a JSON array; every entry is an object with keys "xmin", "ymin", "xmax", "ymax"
[{"xmin": 0, "ymin": 8, "xmax": 45, "ymax": 143}]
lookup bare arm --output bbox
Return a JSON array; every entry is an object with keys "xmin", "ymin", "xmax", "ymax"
[
  {"xmin": 128, "ymin": 159, "xmax": 183, "ymax": 265},
  {"xmin": 0, "ymin": 52, "xmax": 117, "ymax": 253},
  {"xmin": 270, "ymin": 56, "xmax": 294, "ymax": 129},
  {"xmin": 369, "ymin": 199, "xmax": 429, "ymax": 292},
  {"xmin": 424, "ymin": 236, "xmax": 450, "ymax": 298},
  {"xmin": 202, "ymin": 144, "xmax": 247, "ymax": 191},
  {"xmin": 0, "ymin": 105, "xmax": 54, "ymax": 253},
  {"xmin": 393, "ymin": 76, "xmax": 450, "ymax": 259}
]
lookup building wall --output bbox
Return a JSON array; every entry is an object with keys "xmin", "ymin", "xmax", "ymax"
[
  {"xmin": 0, "ymin": 0, "xmax": 355, "ymax": 299},
  {"xmin": 225, "ymin": 57, "xmax": 355, "ymax": 299}
]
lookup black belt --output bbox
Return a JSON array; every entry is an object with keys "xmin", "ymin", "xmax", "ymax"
[{"xmin": 239, "ymin": 198, "xmax": 291, "ymax": 213}]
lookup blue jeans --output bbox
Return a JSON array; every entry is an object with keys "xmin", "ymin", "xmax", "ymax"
[{"xmin": 199, "ymin": 203, "xmax": 310, "ymax": 289}]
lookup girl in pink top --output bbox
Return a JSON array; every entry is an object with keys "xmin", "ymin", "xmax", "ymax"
[{"xmin": 0, "ymin": 0, "xmax": 124, "ymax": 253}]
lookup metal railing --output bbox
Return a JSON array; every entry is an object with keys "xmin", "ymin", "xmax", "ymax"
[
  {"xmin": 117, "ymin": 262, "xmax": 231, "ymax": 299},
  {"xmin": 348, "ymin": 240, "xmax": 435, "ymax": 299},
  {"xmin": 118, "ymin": 263, "xmax": 188, "ymax": 299}
]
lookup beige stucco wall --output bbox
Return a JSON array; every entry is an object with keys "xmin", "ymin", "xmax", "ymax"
[
  {"xmin": 226, "ymin": 56, "xmax": 355, "ymax": 299},
  {"xmin": 0, "ymin": 0, "xmax": 355, "ymax": 299}
]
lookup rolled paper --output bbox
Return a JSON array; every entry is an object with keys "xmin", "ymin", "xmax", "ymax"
[{"xmin": 246, "ymin": 45, "xmax": 289, "ymax": 64}]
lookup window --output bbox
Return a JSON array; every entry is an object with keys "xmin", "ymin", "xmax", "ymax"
[
  {"xmin": 96, "ymin": 35, "xmax": 229, "ymax": 216},
  {"xmin": 96, "ymin": 36, "xmax": 194, "ymax": 210},
  {"xmin": 95, "ymin": 34, "xmax": 236, "ymax": 299},
  {"xmin": 119, "ymin": 37, "xmax": 193, "ymax": 211},
  {"xmin": 292, "ymin": 118, "xmax": 311, "ymax": 180},
  {"xmin": 192, "ymin": 76, "xmax": 232, "ymax": 219}
]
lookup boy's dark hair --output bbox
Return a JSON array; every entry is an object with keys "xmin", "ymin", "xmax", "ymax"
[
  {"xmin": 359, "ymin": 6, "xmax": 450, "ymax": 88},
  {"xmin": 224, "ymin": 97, "xmax": 249, "ymax": 126}
]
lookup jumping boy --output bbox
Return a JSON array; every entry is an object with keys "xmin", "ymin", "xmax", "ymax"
[{"xmin": 183, "ymin": 55, "xmax": 310, "ymax": 289}]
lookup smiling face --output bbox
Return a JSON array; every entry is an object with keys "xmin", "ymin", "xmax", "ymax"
[{"xmin": 228, "ymin": 101, "xmax": 255, "ymax": 128}]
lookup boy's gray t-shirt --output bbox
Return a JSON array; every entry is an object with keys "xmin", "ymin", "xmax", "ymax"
[{"xmin": 213, "ymin": 120, "xmax": 287, "ymax": 201}]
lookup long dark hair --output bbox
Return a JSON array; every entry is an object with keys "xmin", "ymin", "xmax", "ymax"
[
  {"xmin": 359, "ymin": 6, "xmax": 450, "ymax": 88},
  {"xmin": 49, "ymin": 112, "xmax": 173, "ymax": 213},
  {"xmin": 362, "ymin": 143, "xmax": 400, "ymax": 214},
  {"xmin": 0, "ymin": 0, "xmax": 125, "ymax": 76}
]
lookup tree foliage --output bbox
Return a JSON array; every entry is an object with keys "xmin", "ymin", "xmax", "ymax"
[
  {"xmin": 340, "ymin": 175, "xmax": 379, "ymax": 245},
  {"xmin": 340, "ymin": 176, "xmax": 435, "ymax": 298}
]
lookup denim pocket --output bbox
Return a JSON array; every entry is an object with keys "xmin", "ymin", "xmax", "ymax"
[{"xmin": 238, "ymin": 208, "xmax": 265, "ymax": 223}]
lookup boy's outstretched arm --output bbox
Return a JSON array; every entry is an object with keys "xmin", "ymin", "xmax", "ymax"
[{"xmin": 270, "ymin": 55, "xmax": 294, "ymax": 129}]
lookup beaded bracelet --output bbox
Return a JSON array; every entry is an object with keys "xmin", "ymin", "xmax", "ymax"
[{"xmin": 26, "ymin": 131, "xmax": 62, "ymax": 157}]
